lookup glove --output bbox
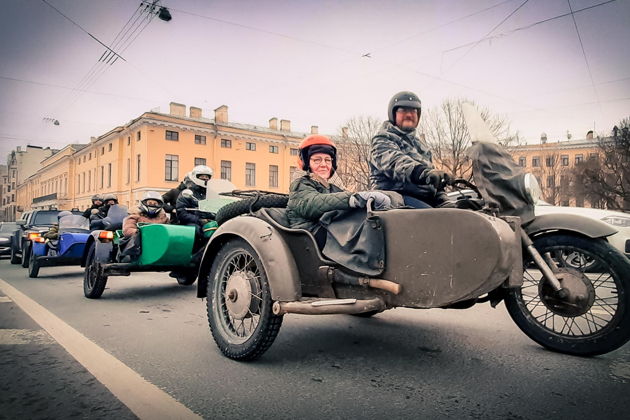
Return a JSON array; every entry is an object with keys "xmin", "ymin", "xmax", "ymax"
[
  {"xmin": 90, "ymin": 209, "xmax": 100, "ymax": 215},
  {"xmin": 348, "ymin": 191, "xmax": 392, "ymax": 210},
  {"xmin": 421, "ymin": 169, "xmax": 451, "ymax": 190}
]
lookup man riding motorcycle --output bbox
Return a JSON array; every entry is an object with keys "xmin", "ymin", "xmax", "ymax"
[
  {"xmin": 82, "ymin": 194, "xmax": 103, "ymax": 219},
  {"xmin": 369, "ymin": 91, "xmax": 452, "ymax": 208}
]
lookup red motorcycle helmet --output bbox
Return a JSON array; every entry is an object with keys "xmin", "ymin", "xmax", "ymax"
[{"xmin": 298, "ymin": 135, "xmax": 338, "ymax": 173}]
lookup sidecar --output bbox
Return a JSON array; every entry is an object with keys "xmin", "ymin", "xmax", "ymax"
[
  {"xmin": 28, "ymin": 215, "xmax": 91, "ymax": 278},
  {"xmin": 196, "ymin": 200, "xmax": 524, "ymax": 361},
  {"xmin": 82, "ymin": 181, "xmax": 239, "ymax": 299}
]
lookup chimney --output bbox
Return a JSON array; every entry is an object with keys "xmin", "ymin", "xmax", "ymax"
[
  {"xmin": 169, "ymin": 102, "xmax": 186, "ymax": 117},
  {"xmin": 586, "ymin": 130, "xmax": 594, "ymax": 140},
  {"xmin": 269, "ymin": 118, "xmax": 278, "ymax": 130},
  {"xmin": 310, "ymin": 126, "xmax": 319, "ymax": 134},
  {"xmin": 342, "ymin": 127, "xmax": 349, "ymax": 138},
  {"xmin": 280, "ymin": 119, "xmax": 291, "ymax": 132},
  {"xmin": 540, "ymin": 132, "xmax": 547, "ymax": 144},
  {"xmin": 215, "ymin": 105, "xmax": 228, "ymax": 124},
  {"xmin": 189, "ymin": 106, "xmax": 202, "ymax": 119}
]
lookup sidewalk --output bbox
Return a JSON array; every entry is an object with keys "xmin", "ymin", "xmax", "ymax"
[{"xmin": 0, "ymin": 291, "xmax": 137, "ymax": 420}]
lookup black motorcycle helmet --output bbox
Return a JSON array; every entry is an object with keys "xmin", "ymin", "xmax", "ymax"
[{"xmin": 388, "ymin": 91, "xmax": 422, "ymax": 124}]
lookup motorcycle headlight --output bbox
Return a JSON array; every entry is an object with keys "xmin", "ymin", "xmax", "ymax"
[
  {"xmin": 523, "ymin": 173, "xmax": 542, "ymax": 204},
  {"xmin": 601, "ymin": 215, "xmax": 630, "ymax": 227}
]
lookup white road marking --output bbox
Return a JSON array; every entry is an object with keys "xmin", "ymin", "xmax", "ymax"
[
  {"xmin": 0, "ymin": 296, "xmax": 12, "ymax": 303},
  {"xmin": 0, "ymin": 278, "xmax": 201, "ymax": 420}
]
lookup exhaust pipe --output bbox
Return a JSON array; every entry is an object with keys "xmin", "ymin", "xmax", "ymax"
[{"xmin": 273, "ymin": 297, "xmax": 385, "ymax": 315}]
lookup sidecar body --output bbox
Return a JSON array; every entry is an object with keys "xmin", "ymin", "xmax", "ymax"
[
  {"xmin": 198, "ymin": 206, "xmax": 523, "ymax": 312},
  {"xmin": 28, "ymin": 215, "xmax": 90, "ymax": 278}
]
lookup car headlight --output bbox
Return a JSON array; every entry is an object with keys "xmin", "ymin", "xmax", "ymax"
[
  {"xmin": 601, "ymin": 215, "xmax": 630, "ymax": 227},
  {"xmin": 523, "ymin": 173, "xmax": 542, "ymax": 204}
]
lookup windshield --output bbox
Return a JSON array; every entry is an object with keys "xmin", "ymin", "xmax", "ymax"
[
  {"xmin": 0, "ymin": 223, "xmax": 17, "ymax": 232},
  {"xmin": 31, "ymin": 212, "xmax": 59, "ymax": 226},
  {"xmin": 59, "ymin": 215, "xmax": 89, "ymax": 230}
]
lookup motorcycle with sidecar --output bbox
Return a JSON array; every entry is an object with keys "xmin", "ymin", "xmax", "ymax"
[
  {"xmin": 81, "ymin": 181, "xmax": 238, "ymax": 298},
  {"xmin": 195, "ymin": 104, "xmax": 630, "ymax": 361},
  {"xmin": 28, "ymin": 214, "xmax": 91, "ymax": 278}
]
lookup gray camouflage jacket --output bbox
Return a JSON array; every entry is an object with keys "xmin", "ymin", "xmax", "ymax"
[
  {"xmin": 369, "ymin": 121, "xmax": 436, "ymax": 199},
  {"xmin": 287, "ymin": 174, "xmax": 352, "ymax": 232}
]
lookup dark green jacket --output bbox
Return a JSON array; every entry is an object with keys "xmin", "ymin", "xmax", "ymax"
[{"xmin": 287, "ymin": 174, "xmax": 352, "ymax": 232}]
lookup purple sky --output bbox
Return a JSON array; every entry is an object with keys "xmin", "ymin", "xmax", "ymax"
[{"xmin": 1, "ymin": 0, "xmax": 629, "ymax": 159}]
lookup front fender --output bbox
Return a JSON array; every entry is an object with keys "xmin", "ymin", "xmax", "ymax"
[
  {"xmin": 81, "ymin": 232, "xmax": 114, "ymax": 266},
  {"xmin": 525, "ymin": 213, "xmax": 617, "ymax": 238},
  {"xmin": 197, "ymin": 216, "xmax": 300, "ymax": 301}
]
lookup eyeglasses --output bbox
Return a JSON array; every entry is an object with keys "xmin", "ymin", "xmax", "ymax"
[
  {"xmin": 396, "ymin": 107, "xmax": 418, "ymax": 114},
  {"xmin": 310, "ymin": 157, "xmax": 333, "ymax": 165}
]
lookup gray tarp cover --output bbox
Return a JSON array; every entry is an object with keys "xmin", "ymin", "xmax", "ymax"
[
  {"xmin": 467, "ymin": 142, "xmax": 535, "ymax": 224},
  {"xmin": 319, "ymin": 208, "xmax": 385, "ymax": 276}
]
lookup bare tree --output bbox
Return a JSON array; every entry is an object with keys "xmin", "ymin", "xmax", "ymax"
[
  {"xmin": 421, "ymin": 98, "xmax": 522, "ymax": 179},
  {"xmin": 571, "ymin": 119, "xmax": 630, "ymax": 211},
  {"xmin": 334, "ymin": 116, "xmax": 381, "ymax": 192}
]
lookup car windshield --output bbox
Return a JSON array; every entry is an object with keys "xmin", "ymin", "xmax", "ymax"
[
  {"xmin": 0, "ymin": 223, "xmax": 17, "ymax": 232},
  {"xmin": 31, "ymin": 212, "xmax": 59, "ymax": 225}
]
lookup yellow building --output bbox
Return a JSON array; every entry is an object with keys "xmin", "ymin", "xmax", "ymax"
[
  {"xmin": 509, "ymin": 133, "xmax": 600, "ymax": 207},
  {"xmin": 18, "ymin": 102, "xmax": 314, "ymax": 212}
]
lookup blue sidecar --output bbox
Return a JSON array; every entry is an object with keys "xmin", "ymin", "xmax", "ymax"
[{"xmin": 28, "ymin": 215, "xmax": 90, "ymax": 278}]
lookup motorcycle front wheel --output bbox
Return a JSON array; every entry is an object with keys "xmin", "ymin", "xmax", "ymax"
[
  {"xmin": 207, "ymin": 238, "xmax": 283, "ymax": 361},
  {"xmin": 505, "ymin": 233, "xmax": 630, "ymax": 356}
]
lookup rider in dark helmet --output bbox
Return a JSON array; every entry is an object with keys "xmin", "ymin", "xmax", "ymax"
[
  {"xmin": 90, "ymin": 193, "xmax": 120, "ymax": 230},
  {"xmin": 82, "ymin": 194, "xmax": 103, "ymax": 219},
  {"xmin": 162, "ymin": 174, "xmax": 191, "ymax": 224},
  {"xmin": 369, "ymin": 91, "xmax": 452, "ymax": 208}
]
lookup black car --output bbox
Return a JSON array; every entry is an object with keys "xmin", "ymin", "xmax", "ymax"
[
  {"xmin": 10, "ymin": 210, "xmax": 71, "ymax": 267},
  {"xmin": 0, "ymin": 222, "xmax": 18, "ymax": 256}
]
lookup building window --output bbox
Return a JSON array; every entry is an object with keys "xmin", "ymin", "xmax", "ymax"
[
  {"xmin": 137, "ymin": 131, "xmax": 141, "ymax": 141},
  {"xmin": 88, "ymin": 171, "xmax": 92, "ymax": 191},
  {"xmin": 108, "ymin": 143, "xmax": 112, "ymax": 152},
  {"xmin": 561, "ymin": 155, "xmax": 569, "ymax": 166},
  {"xmin": 289, "ymin": 166, "xmax": 297, "ymax": 182},
  {"xmin": 532, "ymin": 157, "xmax": 540, "ymax": 167},
  {"xmin": 107, "ymin": 163, "xmax": 112, "ymax": 187},
  {"xmin": 101, "ymin": 147, "xmax": 105, "ymax": 155},
  {"xmin": 126, "ymin": 158, "xmax": 130, "ymax": 184},
  {"xmin": 127, "ymin": 137, "xmax": 131, "ymax": 146},
  {"xmin": 136, "ymin": 154, "xmax": 141, "ymax": 182},
  {"xmin": 194, "ymin": 135, "xmax": 206, "ymax": 145},
  {"xmin": 165, "ymin": 154, "xmax": 179, "ymax": 181},
  {"xmin": 545, "ymin": 156, "xmax": 554, "ymax": 167},
  {"xmin": 165, "ymin": 130, "xmax": 179, "ymax": 141},
  {"xmin": 589, "ymin": 153, "xmax": 598, "ymax": 161},
  {"xmin": 575, "ymin": 154, "xmax": 583, "ymax": 164},
  {"xmin": 269, "ymin": 145, "xmax": 279, "ymax": 154},
  {"xmin": 194, "ymin": 157, "xmax": 206, "ymax": 166},
  {"xmin": 246, "ymin": 142, "xmax": 256, "ymax": 151},
  {"xmin": 269, "ymin": 165, "xmax": 279, "ymax": 188},
  {"xmin": 546, "ymin": 176, "xmax": 555, "ymax": 188},
  {"xmin": 220, "ymin": 160, "xmax": 232, "ymax": 181},
  {"xmin": 221, "ymin": 139, "xmax": 232, "ymax": 148},
  {"xmin": 89, "ymin": 152, "xmax": 92, "ymax": 160},
  {"xmin": 245, "ymin": 163, "xmax": 256, "ymax": 186},
  {"xmin": 100, "ymin": 166, "xmax": 104, "ymax": 188},
  {"xmin": 518, "ymin": 157, "xmax": 526, "ymax": 167},
  {"xmin": 290, "ymin": 148, "xmax": 299, "ymax": 156}
]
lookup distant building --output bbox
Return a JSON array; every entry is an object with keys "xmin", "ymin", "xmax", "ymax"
[
  {"xmin": 16, "ymin": 102, "xmax": 318, "ymax": 212},
  {"xmin": 509, "ymin": 134, "xmax": 602, "ymax": 207},
  {"xmin": 0, "ymin": 145, "xmax": 54, "ymax": 221}
]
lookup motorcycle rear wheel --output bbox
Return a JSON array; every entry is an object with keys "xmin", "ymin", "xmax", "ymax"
[
  {"xmin": 207, "ymin": 238, "xmax": 283, "ymax": 360},
  {"xmin": 83, "ymin": 244, "xmax": 108, "ymax": 299},
  {"xmin": 505, "ymin": 233, "xmax": 630, "ymax": 356},
  {"xmin": 28, "ymin": 251, "xmax": 40, "ymax": 278}
]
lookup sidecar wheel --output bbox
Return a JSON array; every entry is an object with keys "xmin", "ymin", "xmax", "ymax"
[
  {"xmin": 207, "ymin": 238, "xmax": 283, "ymax": 361},
  {"xmin": 505, "ymin": 234, "xmax": 630, "ymax": 356},
  {"xmin": 10, "ymin": 243, "xmax": 20, "ymax": 264},
  {"xmin": 83, "ymin": 245, "xmax": 108, "ymax": 299},
  {"xmin": 21, "ymin": 243, "xmax": 30, "ymax": 268},
  {"xmin": 28, "ymin": 251, "xmax": 40, "ymax": 278}
]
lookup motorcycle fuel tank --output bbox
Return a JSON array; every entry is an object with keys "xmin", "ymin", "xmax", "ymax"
[{"xmin": 377, "ymin": 208, "xmax": 521, "ymax": 308}]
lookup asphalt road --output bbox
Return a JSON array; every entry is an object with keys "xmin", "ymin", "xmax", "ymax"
[{"xmin": 1, "ymin": 258, "xmax": 629, "ymax": 419}]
